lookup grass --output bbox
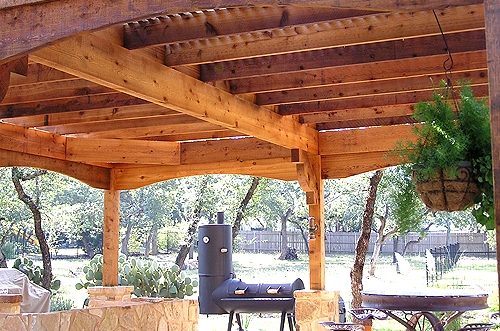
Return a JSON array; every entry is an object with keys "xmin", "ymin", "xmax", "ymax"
[{"xmin": 14, "ymin": 250, "xmax": 498, "ymax": 331}]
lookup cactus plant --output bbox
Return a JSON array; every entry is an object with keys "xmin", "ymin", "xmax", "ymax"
[
  {"xmin": 75, "ymin": 254, "xmax": 198, "ymax": 299},
  {"xmin": 13, "ymin": 257, "xmax": 61, "ymax": 292}
]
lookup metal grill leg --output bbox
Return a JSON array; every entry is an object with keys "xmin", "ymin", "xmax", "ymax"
[
  {"xmin": 236, "ymin": 313, "xmax": 243, "ymax": 331},
  {"xmin": 227, "ymin": 311, "xmax": 234, "ymax": 331},
  {"xmin": 287, "ymin": 313, "xmax": 294, "ymax": 331},
  {"xmin": 280, "ymin": 312, "xmax": 287, "ymax": 331}
]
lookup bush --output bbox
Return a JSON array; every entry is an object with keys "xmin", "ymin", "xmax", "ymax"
[
  {"xmin": 75, "ymin": 254, "xmax": 198, "ymax": 299},
  {"xmin": 50, "ymin": 295, "xmax": 73, "ymax": 311}
]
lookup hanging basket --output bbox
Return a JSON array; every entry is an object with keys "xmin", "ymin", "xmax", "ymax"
[{"xmin": 413, "ymin": 162, "xmax": 479, "ymax": 212}]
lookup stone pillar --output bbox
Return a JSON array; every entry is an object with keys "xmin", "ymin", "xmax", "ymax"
[
  {"xmin": 87, "ymin": 286, "xmax": 134, "ymax": 308},
  {"xmin": 295, "ymin": 290, "xmax": 340, "ymax": 331},
  {"xmin": 0, "ymin": 294, "xmax": 22, "ymax": 314}
]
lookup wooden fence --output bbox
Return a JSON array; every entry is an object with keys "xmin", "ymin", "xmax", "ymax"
[{"xmin": 236, "ymin": 231, "xmax": 492, "ymax": 256}]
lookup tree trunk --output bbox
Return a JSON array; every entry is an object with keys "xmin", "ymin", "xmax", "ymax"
[
  {"xmin": 278, "ymin": 208, "xmax": 293, "ymax": 260},
  {"xmin": 144, "ymin": 231, "xmax": 152, "ymax": 257},
  {"xmin": 11, "ymin": 167, "xmax": 52, "ymax": 290},
  {"xmin": 151, "ymin": 224, "xmax": 158, "ymax": 255},
  {"xmin": 369, "ymin": 205, "xmax": 398, "ymax": 277},
  {"xmin": 392, "ymin": 236, "xmax": 399, "ymax": 263},
  {"xmin": 81, "ymin": 232, "xmax": 96, "ymax": 258},
  {"xmin": 402, "ymin": 223, "xmax": 433, "ymax": 256},
  {"xmin": 232, "ymin": 176, "xmax": 260, "ymax": 244},
  {"xmin": 121, "ymin": 222, "xmax": 132, "ymax": 257},
  {"xmin": 175, "ymin": 176, "xmax": 209, "ymax": 269},
  {"xmin": 0, "ymin": 235, "xmax": 7, "ymax": 268},
  {"xmin": 289, "ymin": 218, "xmax": 309, "ymax": 252},
  {"xmin": 350, "ymin": 170, "xmax": 383, "ymax": 312}
]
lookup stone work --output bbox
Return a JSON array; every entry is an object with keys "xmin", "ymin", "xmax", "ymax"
[
  {"xmin": 87, "ymin": 286, "xmax": 134, "ymax": 307},
  {"xmin": 0, "ymin": 294, "xmax": 22, "ymax": 314},
  {"xmin": 0, "ymin": 298, "xmax": 198, "ymax": 331},
  {"xmin": 295, "ymin": 290, "xmax": 340, "ymax": 331}
]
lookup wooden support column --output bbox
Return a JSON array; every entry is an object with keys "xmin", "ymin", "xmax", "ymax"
[
  {"xmin": 103, "ymin": 168, "xmax": 120, "ymax": 286},
  {"xmin": 293, "ymin": 150, "xmax": 325, "ymax": 290},
  {"xmin": 485, "ymin": 0, "xmax": 500, "ymax": 306}
]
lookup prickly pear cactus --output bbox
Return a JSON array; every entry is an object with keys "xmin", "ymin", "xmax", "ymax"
[
  {"xmin": 75, "ymin": 254, "xmax": 198, "ymax": 299},
  {"xmin": 13, "ymin": 257, "xmax": 61, "ymax": 292}
]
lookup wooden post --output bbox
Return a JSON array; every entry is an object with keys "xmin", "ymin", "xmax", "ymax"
[
  {"xmin": 308, "ymin": 155, "xmax": 325, "ymax": 290},
  {"xmin": 484, "ymin": 0, "xmax": 500, "ymax": 309},
  {"xmin": 103, "ymin": 169, "xmax": 120, "ymax": 286}
]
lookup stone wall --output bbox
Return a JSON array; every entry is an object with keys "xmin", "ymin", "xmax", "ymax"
[
  {"xmin": 0, "ymin": 298, "xmax": 198, "ymax": 331},
  {"xmin": 295, "ymin": 290, "xmax": 340, "ymax": 331}
]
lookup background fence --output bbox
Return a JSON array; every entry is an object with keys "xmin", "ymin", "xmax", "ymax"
[{"xmin": 237, "ymin": 231, "xmax": 493, "ymax": 257}]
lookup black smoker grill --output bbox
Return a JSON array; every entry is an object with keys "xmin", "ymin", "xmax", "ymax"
[{"xmin": 198, "ymin": 213, "xmax": 305, "ymax": 331}]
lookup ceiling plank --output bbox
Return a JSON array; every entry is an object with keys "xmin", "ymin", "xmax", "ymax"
[
  {"xmin": 257, "ymin": 69, "xmax": 488, "ymax": 106},
  {"xmin": 31, "ymin": 32, "xmax": 319, "ymax": 154},
  {"xmin": 2, "ymin": 79, "xmax": 114, "ymax": 105},
  {"xmin": 0, "ymin": 93, "xmax": 149, "ymax": 119},
  {"xmin": 164, "ymin": 4, "xmax": 484, "ymax": 65},
  {"xmin": 5, "ymin": 103, "xmax": 179, "ymax": 127},
  {"xmin": 66, "ymin": 137, "xmax": 181, "ymax": 165},
  {"xmin": 300, "ymin": 104, "xmax": 415, "ymax": 125},
  {"xmin": 124, "ymin": 7, "xmax": 378, "ymax": 49},
  {"xmin": 0, "ymin": 148, "xmax": 111, "ymax": 189},
  {"xmin": 279, "ymin": 84, "xmax": 490, "ymax": 115},
  {"xmin": 204, "ymin": 30, "xmax": 485, "ymax": 82},
  {"xmin": 63, "ymin": 119, "xmax": 227, "ymax": 140},
  {"xmin": 230, "ymin": 51, "xmax": 487, "ymax": 95}
]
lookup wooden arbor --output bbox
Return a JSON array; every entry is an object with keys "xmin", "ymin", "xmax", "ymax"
[{"xmin": 0, "ymin": 0, "xmax": 499, "ymax": 296}]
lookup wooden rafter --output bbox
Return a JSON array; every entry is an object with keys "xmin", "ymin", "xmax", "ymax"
[
  {"xmin": 124, "ymin": 6, "xmax": 379, "ymax": 49},
  {"xmin": 31, "ymin": 32, "xmax": 319, "ymax": 154},
  {"xmin": 164, "ymin": 4, "xmax": 484, "ymax": 65},
  {"xmin": 204, "ymin": 30, "xmax": 486, "ymax": 82}
]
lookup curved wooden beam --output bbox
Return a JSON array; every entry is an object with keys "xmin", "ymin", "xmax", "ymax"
[{"xmin": 0, "ymin": 149, "xmax": 111, "ymax": 189}]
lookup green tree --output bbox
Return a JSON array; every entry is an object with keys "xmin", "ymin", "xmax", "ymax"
[{"xmin": 11, "ymin": 167, "xmax": 53, "ymax": 290}]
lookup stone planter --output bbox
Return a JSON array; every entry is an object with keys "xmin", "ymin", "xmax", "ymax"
[{"xmin": 413, "ymin": 162, "xmax": 478, "ymax": 212}]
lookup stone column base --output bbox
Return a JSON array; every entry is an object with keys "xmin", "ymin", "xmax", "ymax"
[
  {"xmin": 0, "ymin": 294, "xmax": 22, "ymax": 314},
  {"xmin": 295, "ymin": 290, "xmax": 340, "ymax": 331},
  {"xmin": 87, "ymin": 286, "xmax": 134, "ymax": 308}
]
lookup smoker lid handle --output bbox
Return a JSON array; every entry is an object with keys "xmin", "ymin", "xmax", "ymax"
[
  {"xmin": 267, "ymin": 286, "xmax": 282, "ymax": 295},
  {"xmin": 234, "ymin": 287, "xmax": 248, "ymax": 295}
]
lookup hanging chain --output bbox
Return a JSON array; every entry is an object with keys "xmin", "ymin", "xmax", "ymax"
[{"xmin": 433, "ymin": 10, "xmax": 460, "ymax": 111}]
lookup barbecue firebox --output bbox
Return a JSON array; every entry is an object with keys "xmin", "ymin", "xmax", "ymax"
[{"xmin": 198, "ymin": 213, "xmax": 305, "ymax": 331}]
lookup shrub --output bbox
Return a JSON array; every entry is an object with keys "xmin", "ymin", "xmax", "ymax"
[{"xmin": 50, "ymin": 295, "xmax": 74, "ymax": 311}]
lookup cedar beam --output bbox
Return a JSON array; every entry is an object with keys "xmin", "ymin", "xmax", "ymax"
[
  {"xmin": 307, "ymin": 155, "xmax": 325, "ymax": 290},
  {"xmin": 66, "ymin": 137, "xmax": 180, "ymax": 165},
  {"xmin": 292, "ymin": 149, "xmax": 319, "ymax": 205},
  {"xmin": 103, "ymin": 169, "xmax": 120, "ymax": 286},
  {"xmin": 31, "ymin": 33, "xmax": 319, "ymax": 154},
  {"xmin": 0, "ymin": 148, "xmax": 111, "ymax": 189},
  {"xmin": 484, "ymin": 0, "xmax": 500, "ymax": 308}
]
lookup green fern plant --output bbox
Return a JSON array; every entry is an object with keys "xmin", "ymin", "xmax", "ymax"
[{"xmin": 394, "ymin": 81, "xmax": 493, "ymax": 229}]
